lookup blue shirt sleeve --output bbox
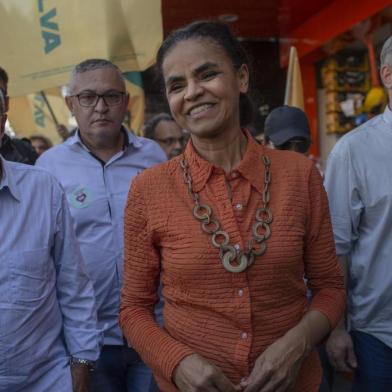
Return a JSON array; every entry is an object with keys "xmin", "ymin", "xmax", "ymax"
[
  {"xmin": 324, "ymin": 143, "xmax": 364, "ymax": 255},
  {"xmin": 52, "ymin": 183, "xmax": 102, "ymax": 360}
]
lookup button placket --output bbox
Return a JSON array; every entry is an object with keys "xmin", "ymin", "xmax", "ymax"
[{"xmin": 235, "ymin": 203, "xmax": 243, "ymax": 210}]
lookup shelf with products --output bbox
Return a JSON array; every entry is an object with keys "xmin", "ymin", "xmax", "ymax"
[{"xmin": 320, "ymin": 51, "xmax": 370, "ymax": 134}]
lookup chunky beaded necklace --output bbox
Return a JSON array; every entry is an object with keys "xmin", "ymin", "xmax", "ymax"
[{"xmin": 180, "ymin": 154, "xmax": 272, "ymax": 273}]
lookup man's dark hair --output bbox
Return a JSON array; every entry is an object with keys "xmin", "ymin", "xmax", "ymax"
[
  {"xmin": 0, "ymin": 66, "xmax": 9, "ymax": 94},
  {"xmin": 143, "ymin": 113, "xmax": 174, "ymax": 140},
  {"xmin": 156, "ymin": 21, "xmax": 254, "ymax": 126}
]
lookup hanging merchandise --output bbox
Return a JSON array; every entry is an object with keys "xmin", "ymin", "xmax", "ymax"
[{"xmin": 321, "ymin": 52, "xmax": 370, "ymax": 134}]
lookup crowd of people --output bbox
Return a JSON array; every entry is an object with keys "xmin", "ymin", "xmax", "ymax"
[{"xmin": 0, "ymin": 20, "xmax": 391, "ymax": 392}]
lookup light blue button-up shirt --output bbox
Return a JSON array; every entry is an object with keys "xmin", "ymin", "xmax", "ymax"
[
  {"xmin": 37, "ymin": 129, "xmax": 166, "ymax": 345},
  {"xmin": 0, "ymin": 157, "xmax": 100, "ymax": 391},
  {"xmin": 325, "ymin": 106, "xmax": 392, "ymax": 348}
]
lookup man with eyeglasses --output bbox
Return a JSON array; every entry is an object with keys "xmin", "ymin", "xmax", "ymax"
[
  {"xmin": 143, "ymin": 113, "xmax": 185, "ymax": 159},
  {"xmin": 37, "ymin": 59, "xmax": 166, "ymax": 392}
]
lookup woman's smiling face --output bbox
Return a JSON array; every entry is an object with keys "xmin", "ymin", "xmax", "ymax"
[{"xmin": 162, "ymin": 38, "xmax": 249, "ymax": 140}]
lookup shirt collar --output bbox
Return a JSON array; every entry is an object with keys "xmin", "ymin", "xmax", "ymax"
[
  {"xmin": 66, "ymin": 125, "xmax": 142, "ymax": 150},
  {"xmin": 0, "ymin": 155, "xmax": 21, "ymax": 201},
  {"xmin": 382, "ymin": 104, "xmax": 392, "ymax": 125},
  {"xmin": 183, "ymin": 129, "xmax": 267, "ymax": 194},
  {"xmin": 236, "ymin": 132, "xmax": 268, "ymax": 195}
]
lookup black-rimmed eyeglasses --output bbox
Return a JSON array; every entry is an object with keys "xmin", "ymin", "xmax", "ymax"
[{"xmin": 70, "ymin": 92, "xmax": 126, "ymax": 107}]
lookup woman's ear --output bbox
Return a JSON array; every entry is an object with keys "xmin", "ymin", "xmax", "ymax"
[{"xmin": 238, "ymin": 64, "xmax": 249, "ymax": 94}]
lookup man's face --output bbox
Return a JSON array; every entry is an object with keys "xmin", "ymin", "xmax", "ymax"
[
  {"xmin": 65, "ymin": 67, "xmax": 129, "ymax": 146},
  {"xmin": 154, "ymin": 120, "xmax": 184, "ymax": 159}
]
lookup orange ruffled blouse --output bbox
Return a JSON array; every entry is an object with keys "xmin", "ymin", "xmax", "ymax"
[{"xmin": 120, "ymin": 133, "xmax": 345, "ymax": 392}]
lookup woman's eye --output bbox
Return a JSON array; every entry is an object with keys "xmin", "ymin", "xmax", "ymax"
[
  {"xmin": 169, "ymin": 84, "xmax": 183, "ymax": 93},
  {"xmin": 201, "ymin": 71, "xmax": 218, "ymax": 80}
]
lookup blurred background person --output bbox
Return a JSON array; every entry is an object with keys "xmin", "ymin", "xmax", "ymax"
[
  {"xmin": 0, "ymin": 66, "xmax": 38, "ymax": 164},
  {"xmin": 264, "ymin": 105, "xmax": 311, "ymax": 154},
  {"xmin": 264, "ymin": 105, "xmax": 324, "ymax": 176},
  {"xmin": 30, "ymin": 134, "xmax": 53, "ymax": 156},
  {"xmin": 143, "ymin": 113, "xmax": 185, "ymax": 159}
]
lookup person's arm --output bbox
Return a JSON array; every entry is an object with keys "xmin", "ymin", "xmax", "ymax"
[
  {"xmin": 56, "ymin": 124, "xmax": 70, "ymax": 141},
  {"xmin": 120, "ymin": 176, "xmax": 193, "ymax": 381},
  {"xmin": 326, "ymin": 255, "xmax": 357, "ymax": 371},
  {"xmin": 241, "ymin": 310, "xmax": 330, "ymax": 392},
  {"xmin": 120, "ymin": 175, "xmax": 238, "ymax": 391},
  {"xmin": 52, "ymin": 183, "xmax": 101, "ymax": 391},
  {"xmin": 242, "ymin": 164, "xmax": 346, "ymax": 392},
  {"xmin": 323, "ymin": 145, "xmax": 363, "ymax": 372}
]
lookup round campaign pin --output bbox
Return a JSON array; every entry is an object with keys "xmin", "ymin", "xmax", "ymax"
[{"xmin": 68, "ymin": 186, "xmax": 92, "ymax": 209}]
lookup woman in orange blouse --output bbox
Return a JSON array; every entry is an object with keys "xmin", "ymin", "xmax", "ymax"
[{"xmin": 120, "ymin": 21, "xmax": 345, "ymax": 392}]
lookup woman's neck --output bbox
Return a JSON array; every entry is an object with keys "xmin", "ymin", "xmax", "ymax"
[{"xmin": 191, "ymin": 129, "xmax": 247, "ymax": 173}]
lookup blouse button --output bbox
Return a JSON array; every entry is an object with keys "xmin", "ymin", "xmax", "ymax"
[
  {"xmin": 240, "ymin": 332, "xmax": 248, "ymax": 339},
  {"xmin": 235, "ymin": 203, "xmax": 243, "ymax": 210},
  {"xmin": 238, "ymin": 289, "xmax": 244, "ymax": 297}
]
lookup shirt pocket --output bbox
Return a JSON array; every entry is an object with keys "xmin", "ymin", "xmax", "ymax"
[{"xmin": 10, "ymin": 248, "xmax": 49, "ymax": 304}]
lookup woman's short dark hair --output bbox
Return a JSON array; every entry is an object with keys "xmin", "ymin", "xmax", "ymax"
[{"xmin": 156, "ymin": 21, "xmax": 254, "ymax": 126}]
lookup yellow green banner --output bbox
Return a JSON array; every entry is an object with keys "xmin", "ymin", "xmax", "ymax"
[
  {"xmin": 8, "ymin": 88, "xmax": 69, "ymax": 143},
  {"xmin": 124, "ymin": 72, "xmax": 145, "ymax": 135},
  {"xmin": 0, "ymin": 0, "xmax": 162, "ymax": 96}
]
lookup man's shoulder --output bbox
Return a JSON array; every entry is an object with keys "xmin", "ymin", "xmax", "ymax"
[
  {"xmin": 122, "ymin": 134, "xmax": 167, "ymax": 170},
  {"xmin": 36, "ymin": 142, "xmax": 79, "ymax": 170},
  {"xmin": 39, "ymin": 142, "xmax": 70, "ymax": 158},
  {"xmin": 6, "ymin": 160, "xmax": 62, "ymax": 191},
  {"xmin": 131, "ymin": 135, "xmax": 166, "ymax": 160},
  {"xmin": 331, "ymin": 115, "xmax": 383, "ymax": 155}
]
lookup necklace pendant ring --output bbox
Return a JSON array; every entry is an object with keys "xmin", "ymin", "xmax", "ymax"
[{"xmin": 222, "ymin": 250, "xmax": 248, "ymax": 273}]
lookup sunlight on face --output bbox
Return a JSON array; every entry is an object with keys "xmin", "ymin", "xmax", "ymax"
[{"xmin": 162, "ymin": 38, "xmax": 249, "ymax": 141}]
